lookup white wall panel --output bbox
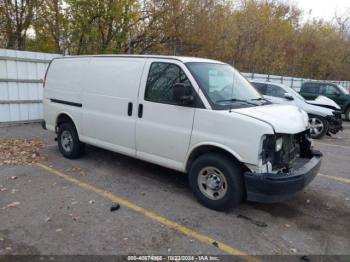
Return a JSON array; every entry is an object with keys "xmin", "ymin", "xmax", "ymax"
[{"xmin": 0, "ymin": 49, "xmax": 60, "ymax": 123}]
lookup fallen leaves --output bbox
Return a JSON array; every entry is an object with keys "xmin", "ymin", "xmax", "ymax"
[
  {"xmin": 66, "ymin": 166, "xmax": 88, "ymax": 177},
  {"xmin": 0, "ymin": 139, "xmax": 48, "ymax": 165}
]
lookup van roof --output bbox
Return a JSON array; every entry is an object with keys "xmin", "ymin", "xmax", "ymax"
[{"xmin": 53, "ymin": 54, "xmax": 225, "ymax": 64}]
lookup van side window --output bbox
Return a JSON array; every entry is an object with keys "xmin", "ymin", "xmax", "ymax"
[{"xmin": 145, "ymin": 62, "xmax": 192, "ymax": 105}]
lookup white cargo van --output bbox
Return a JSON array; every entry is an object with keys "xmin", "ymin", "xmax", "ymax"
[{"xmin": 42, "ymin": 55, "xmax": 322, "ymax": 210}]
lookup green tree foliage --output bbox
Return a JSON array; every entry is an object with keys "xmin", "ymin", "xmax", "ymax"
[{"xmin": 0, "ymin": 0, "xmax": 349, "ymax": 80}]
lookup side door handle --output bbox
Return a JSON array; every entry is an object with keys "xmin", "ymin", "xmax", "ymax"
[
  {"xmin": 128, "ymin": 102, "xmax": 133, "ymax": 116},
  {"xmin": 138, "ymin": 104, "xmax": 143, "ymax": 118}
]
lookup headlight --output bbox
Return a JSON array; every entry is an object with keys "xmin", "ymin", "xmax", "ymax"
[{"xmin": 275, "ymin": 137, "xmax": 283, "ymax": 152}]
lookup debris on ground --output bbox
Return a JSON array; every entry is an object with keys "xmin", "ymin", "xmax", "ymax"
[
  {"xmin": 237, "ymin": 214, "xmax": 268, "ymax": 228},
  {"xmin": 301, "ymin": 255, "xmax": 311, "ymax": 261},
  {"xmin": 10, "ymin": 176, "xmax": 18, "ymax": 180},
  {"xmin": 67, "ymin": 166, "xmax": 81, "ymax": 172},
  {"xmin": 55, "ymin": 228, "xmax": 62, "ymax": 232},
  {"xmin": 2, "ymin": 201, "xmax": 20, "ymax": 209},
  {"xmin": 78, "ymin": 171, "xmax": 87, "ymax": 177},
  {"xmin": 110, "ymin": 203, "xmax": 120, "ymax": 212},
  {"xmin": 212, "ymin": 241, "xmax": 219, "ymax": 248},
  {"xmin": 44, "ymin": 216, "xmax": 52, "ymax": 223},
  {"xmin": 66, "ymin": 166, "xmax": 88, "ymax": 177},
  {"xmin": 69, "ymin": 213, "xmax": 80, "ymax": 221},
  {"xmin": 89, "ymin": 200, "xmax": 95, "ymax": 204},
  {"xmin": 0, "ymin": 139, "xmax": 47, "ymax": 165}
]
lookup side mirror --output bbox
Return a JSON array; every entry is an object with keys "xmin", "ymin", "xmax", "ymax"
[
  {"xmin": 284, "ymin": 93, "xmax": 294, "ymax": 101},
  {"xmin": 173, "ymin": 83, "xmax": 194, "ymax": 106}
]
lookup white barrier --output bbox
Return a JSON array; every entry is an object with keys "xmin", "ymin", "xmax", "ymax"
[
  {"xmin": 0, "ymin": 49, "xmax": 60, "ymax": 123},
  {"xmin": 242, "ymin": 72, "xmax": 350, "ymax": 92}
]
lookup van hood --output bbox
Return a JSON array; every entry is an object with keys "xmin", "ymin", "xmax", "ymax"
[
  {"xmin": 233, "ymin": 104, "xmax": 309, "ymax": 134},
  {"xmin": 306, "ymin": 95, "xmax": 341, "ymax": 110}
]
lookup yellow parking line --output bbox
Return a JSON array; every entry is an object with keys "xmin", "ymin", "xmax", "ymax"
[
  {"xmin": 35, "ymin": 162, "xmax": 259, "ymax": 262},
  {"xmin": 318, "ymin": 173, "xmax": 350, "ymax": 184}
]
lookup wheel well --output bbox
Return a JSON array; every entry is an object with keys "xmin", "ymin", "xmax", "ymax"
[
  {"xmin": 185, "ymin": 145, "xmax": 248, "ymax": 173},
  {"xmin": 56, "ymin": 114, "xmax": 74, "ymax": 131}
]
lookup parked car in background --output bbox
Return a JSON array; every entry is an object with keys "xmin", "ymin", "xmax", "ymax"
[
  {"xmin": 300, "ymin": 82, "xmax": 350, "ymax": 121},
  {"xmin": 251, "ymin": 80, "xmax": 343, "ymax": 139},
  {"xmin": 42, "ymin": 55, "xmax": 322, "ymax": 211}
]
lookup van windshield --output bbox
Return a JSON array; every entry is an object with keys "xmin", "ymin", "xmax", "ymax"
[{"xmin": 186, "ymin": 62, "xmax": 263, "ymax": 109}]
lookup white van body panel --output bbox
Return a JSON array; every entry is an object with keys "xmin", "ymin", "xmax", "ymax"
[
  {"xmin": 43, "ymin": 57, "xmax": 89, "ymax": 132},
  {"xmin": 189, "ymin": 109, "xmax": 274, "ymax": 166},
  {"xmin": 234, "ymin": 104, "xmax": 309, "ymax": 134},
  {"xmin": 80, "ymin": 57, "xmax": 147, "ymax": 157}
]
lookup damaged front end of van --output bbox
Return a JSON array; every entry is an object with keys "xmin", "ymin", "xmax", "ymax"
[{"xmin": 244, "ymin": 130, "xmax": 322, "ymax": 203}]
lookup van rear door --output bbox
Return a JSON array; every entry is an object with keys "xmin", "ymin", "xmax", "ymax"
[
  {"xmin": 81, "ymin": 57, "xmax": 146, "ymax": 156},
  {"xmin": 135, "ymin": 59, "xmax": 198, "ymax": 171}
]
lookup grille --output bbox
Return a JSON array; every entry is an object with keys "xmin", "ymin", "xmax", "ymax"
[{"xmin": 280, "ymin": 134, "xmax": 297, "ymax": 166}]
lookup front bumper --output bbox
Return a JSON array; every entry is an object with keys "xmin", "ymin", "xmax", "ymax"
[
  {"xmin": 327, "ymin": 112, "xmax": 343, "ymax": 134},
  {"xmin": 244, "ymin": 151, "xmax": 322, "ymax": 203}
]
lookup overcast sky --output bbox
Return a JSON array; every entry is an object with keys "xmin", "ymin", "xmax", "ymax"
[{"xmin": 295, "ymin": 0, "xmax": 350, "ymax": 21}]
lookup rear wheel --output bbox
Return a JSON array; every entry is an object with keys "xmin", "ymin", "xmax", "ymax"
[
  {"xmin": 189, "ymin": 153, "xmax": 244, "ymax": 211},
  {"xmin": 57, "ymin": 122, "xmax": 85, "ymax": 159},
  {"xmin": 309, "ymin": 115, "xmax": 328, "ymax": 139}
]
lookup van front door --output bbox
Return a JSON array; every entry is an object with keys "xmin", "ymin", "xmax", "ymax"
[{"xmin": 136, "ymin": 60, "xmax": 198, "ymax": 171}]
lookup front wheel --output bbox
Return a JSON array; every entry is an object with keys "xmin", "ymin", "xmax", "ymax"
[
  {"xmin": 189, "ymin": 153, "xmax": 244, "ymax": 211},
  {"xmin": 309, "ymin": 115, "xmax": 328, "ymax": 139}
]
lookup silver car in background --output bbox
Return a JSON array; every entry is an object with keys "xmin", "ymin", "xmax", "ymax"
[{"xmin": 251, "ymin": 80, "xmax": 343, "ymax": 139}]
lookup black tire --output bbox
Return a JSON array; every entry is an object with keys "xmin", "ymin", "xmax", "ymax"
[
  {"xmin": 309, "ymin": 114, "xmax": 328, "ymax": 139},
  {"xmin": 57, "ymin": 122, "xmax": 85, "ymax": 159},
  {"xmin": 345, "ymin": 107, "xmax": 350, "ymax": 121},
  {"xmin": 189, "ymin": 153, "xmax": 244, "ymax": 211}
]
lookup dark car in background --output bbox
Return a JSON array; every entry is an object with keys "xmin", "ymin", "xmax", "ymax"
[{"xmin": 300, "ymin": 82, "xmax": 350, "ymax": 121}]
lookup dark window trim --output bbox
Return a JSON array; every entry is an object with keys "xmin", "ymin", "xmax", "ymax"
[
  {"xmin": 50, "ymin": 99, "xmax": 82, "ymax": 107},
  {"xmin": 144, "ymin": 61, "xmax": 205, "ymax": 109}
]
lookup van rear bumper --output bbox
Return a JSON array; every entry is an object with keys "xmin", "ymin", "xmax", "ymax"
[{"xmin": 244, "ymin": 152, "xmax": 322, "ymax": 203}]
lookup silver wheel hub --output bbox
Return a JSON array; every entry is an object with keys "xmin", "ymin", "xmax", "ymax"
[
  {"xmin": 198, "ymin": 167, "xmax": 228, "ymax": 200},
  {"xmin": 61, "ymin": 130, "xmax": 73, "ymax": 152},
  {"xmin": 309, "ymin": 117, "xmax": 324, "ymax": 136}
]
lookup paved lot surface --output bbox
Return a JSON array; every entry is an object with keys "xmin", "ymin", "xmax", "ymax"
[{"xmin": 0, "ymin": 122, "xmax": 350, "ymax": 258}]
